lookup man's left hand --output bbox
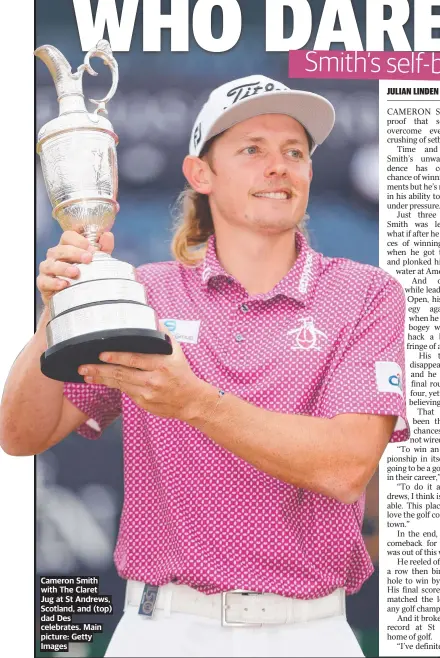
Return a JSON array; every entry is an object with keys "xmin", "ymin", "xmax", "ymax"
[{"xmin": 77, "ymin": 325, "xmax": 208, "ymax": 421}]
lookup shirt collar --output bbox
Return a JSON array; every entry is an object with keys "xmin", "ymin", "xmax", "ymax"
[{"xmin": 198, "ymin": 231, "xmax": 319, "ymax": 305}]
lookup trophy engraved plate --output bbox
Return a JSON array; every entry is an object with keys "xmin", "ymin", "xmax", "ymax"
[{"xmin": 35, "ymin": 40, "xmax": 172, "ymax": 383}]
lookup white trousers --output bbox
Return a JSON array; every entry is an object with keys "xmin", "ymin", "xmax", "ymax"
[{"xmin": 104, "ymin": 583, "xmax": 365, "ymax": 658}]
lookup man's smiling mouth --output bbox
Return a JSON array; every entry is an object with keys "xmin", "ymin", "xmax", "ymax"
[{"xmin": 253, "ymin": 191, "xmax": 292, "ymax": 200}]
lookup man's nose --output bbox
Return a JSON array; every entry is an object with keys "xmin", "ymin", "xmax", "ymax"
[{"xmin": 263, "ymin": 154, "xmax": 288, "ymax": 178}]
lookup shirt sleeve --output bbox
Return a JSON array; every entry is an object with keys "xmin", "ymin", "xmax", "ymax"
[
  {"xmin": 64, "ymin": 381, "xmax": 122, "ymax": 440},
  {"xmin": 318, "ymin": 273, "xmax": 409, "ymax": 443}
]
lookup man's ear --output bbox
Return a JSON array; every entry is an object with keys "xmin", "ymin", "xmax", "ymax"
[
  {"xmin": 309, "ymin": 160, "xmax": 313, "ymax": 182},
  {"xmin": 182, "ymin": 156, "xmax": 213, "ymax": 194}
]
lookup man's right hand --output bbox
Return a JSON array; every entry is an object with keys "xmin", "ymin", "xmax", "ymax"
[{"xmin": 37, "ymin": 231, "xmax": 115, "ymax": 307}]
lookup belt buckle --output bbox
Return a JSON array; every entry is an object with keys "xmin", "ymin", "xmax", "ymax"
[
  {"xmin": 221, "ymin": 590, "xmax": 262, "ymax": 627},
  {"xmin": 138, "ymin": 584, "xmax": 158, "ymax": 619}
]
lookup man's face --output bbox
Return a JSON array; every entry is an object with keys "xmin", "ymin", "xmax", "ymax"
[{"xmin": 202, "ymin": 114, "xmax": 313, "ymax": 235}]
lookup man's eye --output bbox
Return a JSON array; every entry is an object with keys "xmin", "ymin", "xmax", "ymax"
[
  {"xmin": 244, "ymin": 146, "xmax": 259, "ymax": 155},
  {"xmin": 287, "ymin": 149, "xmax": 302, "ymax": 159}
]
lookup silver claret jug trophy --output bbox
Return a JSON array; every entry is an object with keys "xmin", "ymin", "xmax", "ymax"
[{"xmin": 35, "ymin": 40, "xmax": 172, "ymax": 382}]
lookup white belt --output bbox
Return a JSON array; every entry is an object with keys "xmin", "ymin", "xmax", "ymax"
[{"xmin": 126, "ymin": 580, "xmax": 346, "ymax": 627}]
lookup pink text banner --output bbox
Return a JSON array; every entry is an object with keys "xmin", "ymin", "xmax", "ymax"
[{"xmin": 288, "ymin": 51, "xmax": 440, "ymax": 80}]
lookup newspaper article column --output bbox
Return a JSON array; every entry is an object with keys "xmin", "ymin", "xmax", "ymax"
[{"xmin": 379, "ymin": 79, "xmax": 440, "ymax": 656}]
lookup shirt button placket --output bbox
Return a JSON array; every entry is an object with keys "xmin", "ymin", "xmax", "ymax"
[{"xmin": 235, "ymin": 302, "xmax": 250, "ymax": 345}]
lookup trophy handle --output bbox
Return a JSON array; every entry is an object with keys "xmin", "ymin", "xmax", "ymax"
[{"xmin": 78, "ymin": 39, "xmax": 119, "ymax": 116}]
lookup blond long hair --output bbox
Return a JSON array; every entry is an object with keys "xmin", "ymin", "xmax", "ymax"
[{"xmin": 171, "ymin": 186, "xmax": 213, "ymax": 266}]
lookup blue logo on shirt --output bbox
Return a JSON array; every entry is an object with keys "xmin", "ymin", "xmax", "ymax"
[
  {"xmin": 164, "ymin": 320, "xmax": 177, "ymax": 332},
  {"xmin": 388, "ymin": 374, "xmax": 402, "ymax": 391}
]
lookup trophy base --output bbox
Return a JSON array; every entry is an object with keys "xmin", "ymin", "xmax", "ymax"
[{"xmin": 41, "ymin": 328, "xmax": 173, "ymax": 383}]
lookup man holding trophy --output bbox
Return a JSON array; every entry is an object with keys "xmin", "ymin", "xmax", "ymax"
[{"xmin": 0, "ymin": 42, "xmax": 409, "ymax": 657}]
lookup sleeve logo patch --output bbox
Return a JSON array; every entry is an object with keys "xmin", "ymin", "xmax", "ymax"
[{"xmin": 375, "ymin": 361, "xmax": 403, "ymax": 397}]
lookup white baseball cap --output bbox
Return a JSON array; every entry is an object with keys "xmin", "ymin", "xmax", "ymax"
[{"xmin": 189, "ymin": 75, "xmax": 335, "ymax": 157}]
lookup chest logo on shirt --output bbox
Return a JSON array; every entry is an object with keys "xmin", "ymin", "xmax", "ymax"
[
  {"xmin": 287, "ymin": 317, "xmax": 327, "ymax": 351},
  {"xmin": 161, "ymin": 319, "xmax": 201, "ymax": 344}
]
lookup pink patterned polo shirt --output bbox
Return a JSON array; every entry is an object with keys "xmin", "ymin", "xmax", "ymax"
[{"xmin": 64, "ymin": 230, "xmax": 409, "ymax": 599}]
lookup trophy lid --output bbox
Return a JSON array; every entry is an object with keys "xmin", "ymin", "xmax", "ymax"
[{"xmin": 35, "ymin": 40, "xmax": 119, "ymax": 150}]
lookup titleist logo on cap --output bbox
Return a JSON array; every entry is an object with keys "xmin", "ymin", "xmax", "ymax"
[{"xmin": 223, "ymin": 79, "xmax": 290, "ymax": 108}]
